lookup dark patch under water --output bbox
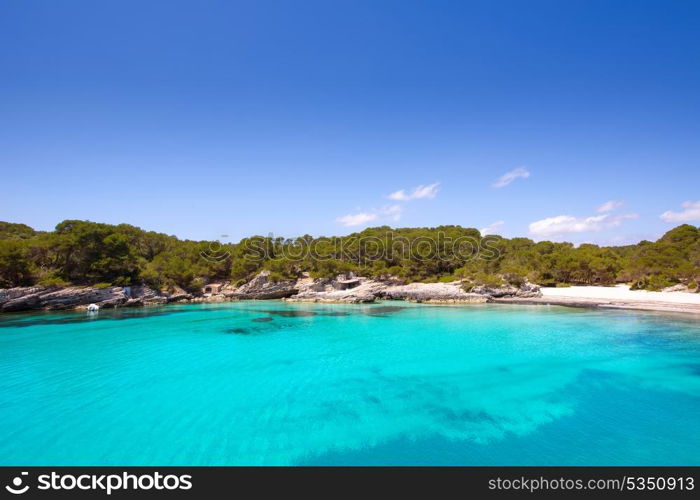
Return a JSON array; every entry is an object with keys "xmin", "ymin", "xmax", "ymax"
[
  {"xmin": 255, "ymin": 309, "xmax": 317, "ymax": 318},
  {"xmin": 363, "ymin": 306, "xmax": 407, "ymax": 317},
  {"xmin": 240, "ymin": 305, "xmax": 409, "ymax": 320},
  {"xmin": 686, "ymin": 363, "xmax": 700, "ymax": 376},
  {"xmin": 226, "ymin": 327, "xmax": 251, "ymax": 335},
  {"xmin": 0, "ymin": 307, "xmax": 186, "ymax": 328},
  {"xmin": 226, "ymin": 319, "xmax": 299, "ymax": 335}
]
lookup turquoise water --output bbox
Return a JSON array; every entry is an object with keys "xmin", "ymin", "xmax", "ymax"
[{"xmin": 1, "ymin": 301, "xmax": 699, "ymax": 465}]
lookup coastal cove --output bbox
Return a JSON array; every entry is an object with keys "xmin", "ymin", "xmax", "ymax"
[
  {"xmin": 2, "ymin": 221, "xmax": 699, "ymax": 313},
  {"xmin": 1, "ymin": 300, "xmax": 699, "ymax": 465}
]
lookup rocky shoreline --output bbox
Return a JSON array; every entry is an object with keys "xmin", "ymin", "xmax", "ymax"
[
  {"xmin": 3, "ymin": 273, "xmax": 700, "ymax": 315},
  {"xmin": 0, "ymin": 271, "xmax": 541, "ymax": 312},
  {"xmin": 285, "ymin": 274, "xmax": 540, "ymax": 304},
  {"xmin": 0, "ymin": 284, "xmax": 193, "ymax": 312}
]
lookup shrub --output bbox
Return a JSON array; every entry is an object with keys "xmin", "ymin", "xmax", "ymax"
[
  {"xmin": 502, "ymin": 272, "xmax": 525, "ymax": 287},
  {"xmin": 111, "ymin": 276, "xmax": 132, "ymax": 287},
  {"xmin": 267, "ymin": 271, "xmax": 290, "ymax": 282},
  {"xmin": 37, "ymin": 276, "xmax": 71, "ymax": 288},
  {"xmin": 631, "ymin": 274, "xmax": 675, "ymax": 291},
  {"xmin": 438, "ymin": 274, "xmax": 457, "ymax": 283},
  {"xmin": 462, "ymin": 272, "xmax": 504, "ymax": 292}
]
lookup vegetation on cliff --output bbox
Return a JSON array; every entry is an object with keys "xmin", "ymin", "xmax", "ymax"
[{"xmin": 0, "ymin": 220, "xmax": 698, "ymax": 292}]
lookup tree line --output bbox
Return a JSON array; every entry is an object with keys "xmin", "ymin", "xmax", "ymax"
[{"xmin": 0, "ymin": 220, "xmax": 698, "ymax": 292}]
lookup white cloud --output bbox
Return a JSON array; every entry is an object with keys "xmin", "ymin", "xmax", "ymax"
[
  {"xmin": 387, "ymin": 182, "xmax": 439, "ymax": 201},
  {"xmin": 529, "ymin": 213, "xmax": 638, "ymax": 238},
  {"xmin": 597, "ymin": 200, "xmax": 623, "ymax": 213},
  {"xmin": 335, "ymin": 204, "xmax": 403, "ymax": 228},
  {"xmin": 336, "ymin": 212, "xmax": 378, "ymax": 227},
  {"xmin": 660, "ymin": 201, "xmax": 700, "ymax": 223},
  {"xmin": 339, "ymin": 184, "xmax": 435, "ymax": 228},
  {"xmin": 480, "ymin": 220, "xmax": 504, "ymax": 236},
  {"xmin": 381, "ymin": 204, "xmax": 403, "ymax": 221},
  {"xmin": 492, "ymin": 167, "xmax": 530, "ymax": 188}
]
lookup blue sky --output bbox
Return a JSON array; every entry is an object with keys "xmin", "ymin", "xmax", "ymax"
[{"xmin": 1, "ymin": 0, "xmax": 699, "ymax": 244}]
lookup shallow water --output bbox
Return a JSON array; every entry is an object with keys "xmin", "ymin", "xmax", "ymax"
[{"xmin": 1, "ymin": 301, "xmax": 699, "ymax": 465}]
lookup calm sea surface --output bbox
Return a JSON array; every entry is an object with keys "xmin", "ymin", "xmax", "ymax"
[{"xmin": 1, "ymin": 301, "xmax": 699, "ymax": 465}]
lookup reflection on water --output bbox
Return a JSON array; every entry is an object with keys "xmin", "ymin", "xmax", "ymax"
[{"xmin": 0, "ymin": 306, "xmax": 186, "ymax": 328}]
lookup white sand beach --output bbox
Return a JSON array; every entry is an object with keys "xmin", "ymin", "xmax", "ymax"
[
  {"xmin": 543, "ymin": 284, "xmax": 700, "ymax": 304},
  {"xmin": 497, "ymin": 284, "xmax": 700, "ymax": 314}
]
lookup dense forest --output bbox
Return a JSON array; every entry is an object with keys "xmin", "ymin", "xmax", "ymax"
[{"xmin": 0, "ymin": 220, "xmax": 698, "ymax": 292}]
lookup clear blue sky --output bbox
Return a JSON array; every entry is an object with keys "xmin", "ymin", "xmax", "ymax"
[{"xmin": 1, "ymin": 0, "xmax": 699, "ymax": 244}]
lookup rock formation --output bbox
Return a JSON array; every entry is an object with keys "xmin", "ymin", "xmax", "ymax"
[
  {"xmin": 290, "ymin": 276, "xmax": 382, "ymax": 303},
  {"xmin": 469, "ymin": 281, "xmax": 542, "ymax": 298},
  {"xmin": 0, "ymin": 285, "xmax": 191, "ymax": 312},
  {"xmin": 227, "ymin": 270, "xmax": 298, "ymax": 300},
  {"xmin": 286, "ymin": 275, "xmax": 540, "ymax": 304},
  {"xmin": 0, "ymin": 272, "xmax": 542, "ymax": 312},
  {"xmin": 378, "ymin": 282, "xmax": 488, "ymax": 303}
]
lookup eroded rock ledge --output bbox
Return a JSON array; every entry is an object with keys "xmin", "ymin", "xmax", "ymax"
[
  {"xmin": 0, "ymin": 285, "xmax": 191, "ymax": 312},
  {"xmin": 0, "ymin": 271, "xmax": 541, "ymax": 312},
  {"xmin": 223, "ymin": 271, "xmax": 541, "ymax": 304},
  {"xmin": 287, "ymin": 274, "xmax": 540, "ymax": 304}
]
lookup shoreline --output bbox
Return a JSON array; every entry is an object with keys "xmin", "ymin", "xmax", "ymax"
[
  {"xmin": 2, "ymin": 279, "xmax": 700, "ymax": 316},
  {"xmin": 493, "ymin": 296, "xmax": 700, "ymax": 315},
  {"xmin": 495, "ymin": 284, "xmax": 700, "ymax": 315},
  {"xmin": 4, "ymin": 296, "xmax": 700, "ymax": 318},
  {"xmin": 2, "ymin": 294, "xmax": 700, "ymax": 316}
]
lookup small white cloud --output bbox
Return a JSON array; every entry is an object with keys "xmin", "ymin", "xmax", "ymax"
[
  {"xmin": 480, "ymin": 220, "xmax": 504, "ymax": 236},
  {"xmin": 335, "ymin": 204, "xmax": 403, "ymax": 227},
  {"xmin": 660, "ymin": 201, "xmax": 700, "ymax": 223},
  {"xmin": 381, "ymin": 204, "xmax": 403, "ymax": 221},
  {"xmin": 492, "ymin": 167, "xmax": 530, "ymax": 188},
  {"xmin": 597, "ymin": 200, "xmax": 623, "ymax": 213},
  {"xmin": 336, "ymin": 212, "xmax": 378, "ymax": 227},
  {"xmin": 529, "ymin": 215, "xmax": 607, "ymax": 237},
  {"xmin": 340, "ymin": 184, "xmax": 434, "ymax": 228},
  {"xmin": 387, "ymin": 182, "xmax": 439, "ymax": 201},
  {"xmin": 529, "ymin": 213, "xmax": 638, "ymax": 238}
]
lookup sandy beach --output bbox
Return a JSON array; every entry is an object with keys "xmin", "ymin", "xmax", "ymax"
[{"xmin": 496, "ymin": 284, "xmax": 700, "ymax": 314}]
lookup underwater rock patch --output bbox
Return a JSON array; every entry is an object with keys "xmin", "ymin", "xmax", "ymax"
[
  {"xmin": 226, "ymin": 327, "xmax": 251, "ymax": 335},
  {"xmin": 363, "ymin": 306, "xmax": 407, "ymax": 317},
  {"xmin": 0, "ymin": 307, "xmax": 185, "ymax": 328},
  {"xmin": 256, "ymin": 309, "xmax": 317, "ymax": 318}
]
